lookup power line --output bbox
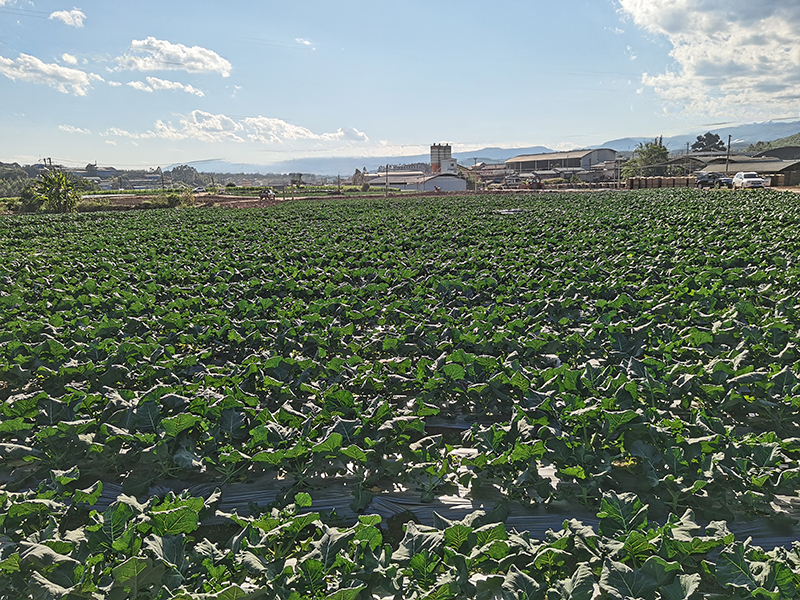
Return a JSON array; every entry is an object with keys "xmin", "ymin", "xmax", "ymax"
[{"xmin": 0, "ymin": 6, "xmax": 54, "ymax": 19}]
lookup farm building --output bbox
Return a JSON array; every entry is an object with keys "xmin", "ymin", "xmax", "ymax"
[
  {"xmin": 366, "ymin": 171, "xmax": 467, "ymax": 192},
  {"xmin": 506, "ymin": 149, "xmax": 617, "ymax": 181},
  {"xmin": 754, "ymin": 146, "xmax": 800, "ymax": 161},
  {"xmin": 701, "ymin": 157, "xmax": 800, "ymax": 185}
]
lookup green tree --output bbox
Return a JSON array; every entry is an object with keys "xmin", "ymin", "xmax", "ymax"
[
  {"xmin": 622, "ymin": 137, "xmax": 669, "ymax": 178},
  {"xmin": 747, "ymin": 140, "xmax": 771, "ymax": 153},
  {"xmin": 691, "ymin": 132, "xmax": 726, "ymax": 152},
  {"xmin": 35, "ymin": 169, "xmax": 80, "ymax": 213}
]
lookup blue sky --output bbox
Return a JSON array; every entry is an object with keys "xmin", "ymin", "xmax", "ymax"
[{"xmin": 1, "ymin": 0, "xmax": 798, "ymax": 168}]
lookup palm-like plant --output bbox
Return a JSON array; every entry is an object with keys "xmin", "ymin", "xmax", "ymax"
[{"xmin": 35, "ymin": 169, "xmax": 80, "ymax": 213}]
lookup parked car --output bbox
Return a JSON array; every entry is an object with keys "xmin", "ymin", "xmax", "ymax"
[
  {"xmin": 732, "ymin": 172, "xmax": 765, "ymax": 189},
  {"xmin": 695, "ymin": 172, "xmax": 733, "ymax": 189},
  {"xmin": 192, "ymin": 187, "xmax": 206, "ymax": 193}
]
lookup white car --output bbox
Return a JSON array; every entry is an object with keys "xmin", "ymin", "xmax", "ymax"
[{"xmin": 732, "ymin": 172, "xmax": 765, "ymax": 189}]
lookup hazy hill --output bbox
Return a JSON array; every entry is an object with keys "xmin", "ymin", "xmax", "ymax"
[
  {"xmin": 605, "ymin": 120, "xmax": 800, "ymax": 152},
  {"xmin": 746, "ymin": 131, "xmax": 800, "ymax": 152},
  {"xmin": 182, "ymin": 145, "xmax": 554, "ymax": 176}
]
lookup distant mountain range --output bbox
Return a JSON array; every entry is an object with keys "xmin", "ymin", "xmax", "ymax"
[
  {"xmin": 603, "ymin": 120, "xmax": 800, "ymax": 152},
  {"xmin": 177, "ymin": 146, "xmax": 554, "ymax": 176},
  {"xmin": 180, "ymin": 120, "xmax": 800, "ymax": 175}
]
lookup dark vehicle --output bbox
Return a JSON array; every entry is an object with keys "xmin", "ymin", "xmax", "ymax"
[{"xmin": 695, "ymin": 172, "xmax": 733, "ymax": 189}]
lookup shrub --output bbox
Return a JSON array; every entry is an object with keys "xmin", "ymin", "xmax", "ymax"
[
  {"xmin": 140, "ymin": 197, "xmax": 170, "ymax": 209},
  {"xmin": 76, "ymin": 198, "xmax": 110, "ymax": 212},
  {"xmin": 361, "ymin": 183, "xmax": 371, "ymax": 192},
  {"xmin": 10, "ymin": 185, "xmax": 43, "ymax": 213}
]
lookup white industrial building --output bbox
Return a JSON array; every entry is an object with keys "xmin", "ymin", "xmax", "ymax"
[
  {"xmin": 506, "ymin": 149, "xmax": 618, "ymax": 181},
  {"xmin": 366, "ymin": 171, "xmax": 467, "ymax": 192}
]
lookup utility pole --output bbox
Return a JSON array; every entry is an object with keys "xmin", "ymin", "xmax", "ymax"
[
  {"xmin": 385, "ymin": 164, "xmax": 388, "ymax": 198},
  {"xmin": 685, "ymin": 142, "xmax": 690, "ymax": 176},
  {"xmin": 725, "ymin": 134, "xmax": 732, "ymax": 174}
]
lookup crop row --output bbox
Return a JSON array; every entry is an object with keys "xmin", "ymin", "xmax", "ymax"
[{"xmin": 1, "ymin": 482, "xmax": 797, "ymax": 599}]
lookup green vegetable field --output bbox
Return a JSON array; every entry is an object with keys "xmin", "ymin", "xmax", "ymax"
[{"xmin": 2, "ymin": 189, "xmax": 800, "ymax": 598}]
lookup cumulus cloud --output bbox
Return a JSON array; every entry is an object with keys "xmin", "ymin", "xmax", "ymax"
[
  {"xmin": 146, "ymin": 76, "xmax": 204, "ymax": 96},
  {"xmin": 62, "ymin": 53, "xmax": 78, "ymax": 65},
  {"xmin": 101, "ymin": 111, "xmax": 370, "ymax": 146},
  {"xmin": 116, "ymin": 37, "xmax": 232, "ymax": 77},
  {"xmin": 58, "ymin": 124, "xmax": 90, "ymax": 134},
  {"xmin": 125, "ymin": 77, "xmax": 203, "ymax": 96},
  {"xmin": 126, "ymin": 80, "xmax": 152, "ymax": 92},
  {"xmin": 618, "ymin": 0, "xmax": 800, "ymax": 117},
  {"xmin": 243, "ymin": 117, "xmax": 368, "ymax": 144},
  {"xmin": 49, "ymin": 8, "xmax": 86, "ymax": 27},
  {"xmin": 0, "ymin": 53, "xmax": 95, "ymax": 95}
]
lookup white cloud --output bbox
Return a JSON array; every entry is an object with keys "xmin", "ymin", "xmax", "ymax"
[
  {"xmin": 146, "ymin": 76, "xmax": 204, "ymax": 97},
  {"xmin": 107, "ymin": 80, "xmax": 122, "ymax": 87},
  {"xmin": 116, "ymin": 37, "xmax": 232, "ymax": 77},
  {"xmin": 59, "ymin": 124, "xmax": 90, "ymax": 134},
  {"xmin": 618, "ymin": 1, "xmax": 800, "ymax": 117},
  {"xmin": 127, "ymin": 80, "xmax": 152, "ymax": 92},
  {"xmin": 0, "ymin": 53, "xmax": 95, "ymax": 95},
  {"xmin": 49, "ymin": 8, "xmax": 86, "ymax": 27},
  {"xmin": 243, "ymin": 117, "xmax": 368, "ymax": 144},
  {"xmin": 125, "ymin": 77, "xmax": 204, "ymax": 96},
  {"xmin": 296, "ymin": 38, "xmax": 312, "ymax": 46},
  {"xmin": 62, "ymin": 53, "xmax": 78, "ymax": 65},
  {"xmin": 100, "ymin": 111, "xmax": 370, "ymax": 148}
]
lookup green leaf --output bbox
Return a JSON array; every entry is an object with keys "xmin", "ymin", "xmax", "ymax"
[
  {"xmin": 134, "ymin": 400, "xmax": 161, "ymax": 433},
  {"xmin": 150, "ymin": 506, "xmax": 199, "ymax": 536},
  {"xmin": 215, "ymin": 585, "xmax": 255, "ymax": 600},
  {"xmin": 74, "ymin": 480, "xmax": 103, "ymax": 505},
  {"xmin": 110, "ymin": 556, "xmax": 164, "ymax": 600},
  {"xmin": 445, "ymin": 524, "xmax": 474, "ymax": 551},
  {"xmin": 639, "ymin": 556, "xmax": 681, "ymax": 587},
  {"xmin": 604, "ymin": 410, "xmax": 639, "ymax": 435},
  {"xmin": 660, "ymin": 574, "xmax": 701, "ymax": 600},
  {"xmin": 306, "ymin": 526, "xmax": 355, "ymax": 568},
  {"xmin": 600, "ymin": 560, "xmax": 659, "ymax": 600},
  {"xmin": 144, "ymin": 534, "xmax": 187, "ymax": 572},
  {"xmin": 395, "ymin": 522, "xmax": 445, "ymax": 565},
  {"xmin": 502, "ymin": 565, "xmax": 543, "ymax": 600},
  {"xmin": 716, "ymin": 544, "xmax": 759, "ymax": 591},
  {"xmin": 325, "ymin": 585, "xmax": 367, "ymax": 600},
  {"xmin": 341, "ymin": 444, "xmax": 369, "ymax": 463},
  {"xmin": 0, "ymin": 552, "xmax": 21, "ymax": 573},
  {"xmin": 295, "ymin": 492, "xmax": 313, "ymax": 508},
  {"xmin": 298, "ymin": 558, "xmax": 326, "ymax": 593},
  {"xmin": 354, "ymin": 525, "xmax": 383, "ymax": 551},
  {"xmin": 161, "ymin": 413, "xmax": 202, "ymax": 437},
  {"xmin": 312, "ymin": 432, "xmax": 344, "ymax": 455},
  {"xmin": 443, "ymin": 363, "xmax": 466, "ymax": 380},
  {"xmin": 597, "ymin": 491, "xmax": 648, "ymax": 537},
  {"xmin": 51, "ymin": 466, "xmax": 80, "ymax": 486},
  {"xmin": 475, "ymin": 522, "xmax": 508, "ymax": 547},
  {"xmin": 549, "ymin": 563, "xmax": 594, "ymax": 600}
]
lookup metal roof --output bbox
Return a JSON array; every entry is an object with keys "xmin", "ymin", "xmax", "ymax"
[
  {"xmin": 702, "ymin": 159, "xmax": 800, "ymax": 174},
  {"xmin": 506, "ymin": 149, "xmax": 601, "ymax": 164}
]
